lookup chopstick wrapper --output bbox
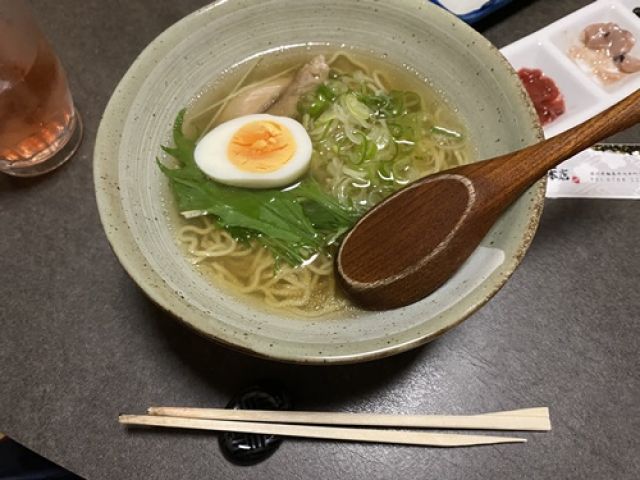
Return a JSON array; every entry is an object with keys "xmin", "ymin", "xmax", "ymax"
[{"xmin": 546, "ymin": 144, "xmax": 640, "ymax": 199}]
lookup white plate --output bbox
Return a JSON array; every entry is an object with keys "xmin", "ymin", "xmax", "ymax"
[{"xmin": 501, "ymin": 0, "xmax": 640, "ymax": 139}]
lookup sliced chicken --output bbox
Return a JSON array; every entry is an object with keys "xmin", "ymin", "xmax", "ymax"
[
  {"xmin": 267, "ymin": 55, "xmax": 330, "ymax": 117},
  {"xmin": 216, "ymin": 76, "xmax": 292, "ymax": 124}
]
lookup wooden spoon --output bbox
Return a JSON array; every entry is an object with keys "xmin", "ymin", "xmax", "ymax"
[{"xmin": 337, "ymin": 89, "xmax": 640, "ymax": 310}]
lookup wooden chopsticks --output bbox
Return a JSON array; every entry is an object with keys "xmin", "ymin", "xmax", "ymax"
[
  {"xmin": 119, "ymin": 415, "xmax": 526, "ymax": 447},
  {"xmin": 118, "ymin": 407, "xmax": 550, "ymax": 448},
  {"xmin": 145, "ymin": 406, "xmax": 551, "ymax": 431}
]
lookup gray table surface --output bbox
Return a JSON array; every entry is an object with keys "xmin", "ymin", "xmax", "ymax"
[{"xmin": 1, "ymin": 0, "xmax": 639, "ymax": 478}]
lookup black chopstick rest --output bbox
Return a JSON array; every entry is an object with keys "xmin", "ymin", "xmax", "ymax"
[{"xmin": 218, "ymin": 385, "xmax": 292, "ymax": 466}]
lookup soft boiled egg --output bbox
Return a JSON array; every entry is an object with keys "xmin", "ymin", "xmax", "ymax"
[{"xmin": 194, "ymin": 114, "xmax": 312, "ymax": 188}]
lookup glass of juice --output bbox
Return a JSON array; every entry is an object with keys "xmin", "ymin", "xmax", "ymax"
[{"xmin": 0, "ymin": 0, "xmax": 82, "ymax": 177}]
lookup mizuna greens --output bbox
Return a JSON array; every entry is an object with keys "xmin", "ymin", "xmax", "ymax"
[{"xmin": 158, "ymin": 110, "xmax": 358, "ymax": 266}]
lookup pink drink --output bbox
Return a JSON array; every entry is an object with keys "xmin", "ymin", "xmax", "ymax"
[{"xmin": 0, "ymin": 0, "xmax": 81, "ymax": 176}]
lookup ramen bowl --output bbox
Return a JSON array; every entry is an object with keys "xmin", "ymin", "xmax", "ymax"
[{"xmin": 94, "ymin": 0, "xmax": 543, "ymax": 364}]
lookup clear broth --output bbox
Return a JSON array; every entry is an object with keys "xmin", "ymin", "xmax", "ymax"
[{"xmin": 174, "ymin": 45, "xmax": 473, "ymax": 317}]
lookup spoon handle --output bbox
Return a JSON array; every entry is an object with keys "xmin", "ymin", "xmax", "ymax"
[{"xmin": 504, "ymin": 88, "xmax": 640, "ymax": 187}]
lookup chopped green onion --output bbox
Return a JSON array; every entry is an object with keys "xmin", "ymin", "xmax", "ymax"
[{"xmin": 431, "ymin": 125, "xmax": 464, "ymax": 139}]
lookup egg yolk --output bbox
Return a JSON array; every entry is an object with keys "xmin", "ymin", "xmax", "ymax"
[{"xmin": 228, "ymin": 120, "xmax": 296, "ymax": 173}]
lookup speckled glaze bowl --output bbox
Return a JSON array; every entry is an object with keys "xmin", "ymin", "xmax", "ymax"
[{"xmin": 94, "ymin": 0, "xmax": 544, "ymax": 364}]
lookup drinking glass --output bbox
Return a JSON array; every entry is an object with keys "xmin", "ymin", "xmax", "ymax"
[{"xmin": 0, "ymin": 0, "xmax": 82, "ymax": 177}]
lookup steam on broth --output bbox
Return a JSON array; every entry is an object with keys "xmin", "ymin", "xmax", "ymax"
[{"xmin": 160, "ymin": 46, "xmax": 473, "ymax": 317}]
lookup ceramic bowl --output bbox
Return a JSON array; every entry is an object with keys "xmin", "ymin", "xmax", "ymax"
[{"xmin": 94, "ymin": 0, "xmax": 543, "ymax": 364}]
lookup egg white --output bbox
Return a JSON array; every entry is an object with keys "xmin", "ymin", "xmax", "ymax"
[{"xmin": 194, "ymin": 113, "xmax": 313, "ymax": 189}]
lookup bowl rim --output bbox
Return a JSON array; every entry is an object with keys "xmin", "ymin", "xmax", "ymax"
[{"xmin": 94, "ymin": 0, "xmax": 544, "ymax": 365}]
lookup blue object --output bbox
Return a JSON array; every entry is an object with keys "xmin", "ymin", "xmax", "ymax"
[{"xmin": 430, "ymin": 0, "xmax": 514, "ymax": 24}]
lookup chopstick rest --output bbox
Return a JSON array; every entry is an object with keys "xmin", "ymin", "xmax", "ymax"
[{"xmin": 218, "ymin": 385, "xmax": 292, "ymax": 466}]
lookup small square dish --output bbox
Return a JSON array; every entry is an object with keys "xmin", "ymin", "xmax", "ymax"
[{"xmin": 547, "ymin": 1, "xmax": 640, "ymax": 92}]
